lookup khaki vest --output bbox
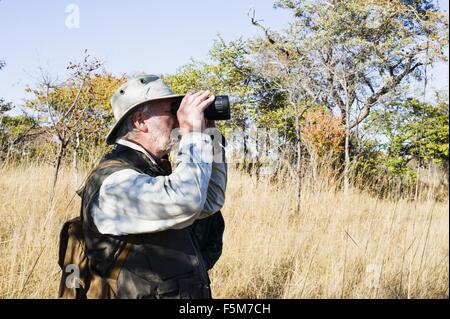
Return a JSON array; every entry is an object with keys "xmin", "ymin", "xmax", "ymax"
[{"xmin": 80, "ymin": 144, "xmax": 211, "ymax": 299}]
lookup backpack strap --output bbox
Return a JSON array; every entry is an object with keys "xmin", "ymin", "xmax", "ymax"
[
  {"xmin": 109, "ymin": 241, "xmax": 132, "ymax": 281},
  {"xmin": 80, "ymin": 159, "xmax": 135, "ymax": 222},
  {"xmin": 76, "ymin": 159, "xmax": 127, "ymax": 198}
]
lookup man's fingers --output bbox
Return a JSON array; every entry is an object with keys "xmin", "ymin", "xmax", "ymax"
[
  {"xmin": 191, "ymin": 90, "xmax": 205, "ymax": 99},
  {"xmin": 197, "ymin": 90, "xmax": 211, "ymax": 102},
  {"xmin": 180, "ymin": 90, "xmax": 211, "ymax": 112},
  {"xmin": 198, "ymin": 95, "xmax": 215, "ymax": 111},
  {"xmin": 181, "ymin": 91, "xmax": 202, "ymax": 109},
  {"xmin": 192, "ymin": 90, "xmax": 211, "ymax": 106},
  {"xmin": 180, "ymin": 91, "xmax": 194, "ymax": 108},
  {"xmin": 178, "ymin": 90, "xmax": 213, "ymax": 134}
]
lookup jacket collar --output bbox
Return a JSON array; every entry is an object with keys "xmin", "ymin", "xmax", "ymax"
[
  {"xmin": 116, "ymin": 138, "xmax": 158, "ymax": 166},
  {"xmin": 112, "ymin": 139, "xmax": 172, "ymax": 175}
]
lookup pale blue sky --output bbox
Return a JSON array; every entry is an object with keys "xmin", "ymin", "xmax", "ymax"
[{"xmin": 0, "ymin": 0, "xmax": 448, "ymax": 109}]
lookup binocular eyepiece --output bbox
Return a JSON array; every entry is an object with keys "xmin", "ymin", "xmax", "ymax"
[{"xmin": 171, "ymin": 95, "xmax": 231, "ymax": 121}]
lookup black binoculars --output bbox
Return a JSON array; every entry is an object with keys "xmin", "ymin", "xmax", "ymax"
[{"xmin": 170, "ymin": 95, "xmax": 231, "ymax": 120}]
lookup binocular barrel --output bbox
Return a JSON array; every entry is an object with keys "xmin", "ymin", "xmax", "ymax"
[{"xmin": 171, "ymin": 95, "xmax": 231, "ymax": 121}]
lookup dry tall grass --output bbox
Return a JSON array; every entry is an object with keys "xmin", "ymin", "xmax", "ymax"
[{"xmin": 0, "ymin": 162, "xmax": 448, "ymax": 298}]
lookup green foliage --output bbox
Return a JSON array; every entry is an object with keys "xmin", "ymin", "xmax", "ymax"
[
  {"xmin": 251, "ymin": 0, "xmax": 449, "ymax": 195},
  {"xmin": 0, "ymin": 113, "xmax": 40, "ymax": 162},
  {"xmin": 163, "ymin": 38, "xmax": 262, "ymax": 139},
  {"xmin": 367, "ymin": 98, "xmax": 449, "ymax": 175},
  {"xmin": 25, "ymin": 68, "xmax": 125, "ymax": 161},
  {"xmin": 1, "ymin": 115, "xmax": 35, "ymax": 135},
  {"xmin": 264, "ymin": 0, "xmax": 448, "ymax": 129},
  {"xmin": 349, "ymin": 137, "xmax": 418, "ymax": 198}
]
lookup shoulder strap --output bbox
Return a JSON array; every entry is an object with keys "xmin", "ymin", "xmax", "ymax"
[
  {"xmin": 109, "ymin": 241, "xmax": 132, "ymax": 281},
  {"xmin": 76, "ymin": 159, "xmax": 127, "ymax": 197},
  {"xmin": 80, "ymin": 159, "xmax": 135, "ymax": 220}
]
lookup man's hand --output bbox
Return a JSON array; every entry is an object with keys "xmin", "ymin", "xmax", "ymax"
[{"xmin": 177, "ymin": 90, "xmax": 215, "ymax": 136}]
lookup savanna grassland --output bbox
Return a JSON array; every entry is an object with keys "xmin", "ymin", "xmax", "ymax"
[{"xmin": 0, "ymin": 163, "xmax": 448, "ymax": 299}]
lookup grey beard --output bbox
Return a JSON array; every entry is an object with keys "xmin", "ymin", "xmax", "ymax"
[{"xmin": 156, "ymin": 134, "xmax": 177, "ymax": 154}]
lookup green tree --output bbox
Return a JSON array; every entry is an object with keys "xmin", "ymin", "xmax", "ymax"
[
  {"xmin": 249, "ymin": 0, "xmax": 448, "ymax": 193},
  {"xmin": 368, "ymin": 98, "xmax": 449, "ymax": 175},
  {"xmin": 25, "ymin": 53, "xmax": 125, "ymax": 200}
]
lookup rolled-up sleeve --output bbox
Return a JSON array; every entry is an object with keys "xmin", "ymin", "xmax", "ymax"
[{"xmin": 92, "ymin": 132, "xmax": 213, "ymax": 235}]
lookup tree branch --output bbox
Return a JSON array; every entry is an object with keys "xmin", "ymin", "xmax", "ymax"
[
  {"xmin": 248, "ymin": 9, "xmax": 291, "ymax": 59},
  {"xmin": 349, "ymin": 60, "xmax": 423, "ymax": 129}
]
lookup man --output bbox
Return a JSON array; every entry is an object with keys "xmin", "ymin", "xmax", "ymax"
[{"xmin": 80, "ymin": 74, "xmax": 227, "ymax": 299}]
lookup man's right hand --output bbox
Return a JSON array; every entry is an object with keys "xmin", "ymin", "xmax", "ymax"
[{"xmin": 177, "ymin": 90, "xmax": 215, "ymax": 136}]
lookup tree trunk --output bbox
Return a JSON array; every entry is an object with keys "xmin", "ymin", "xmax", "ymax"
[
  {"xmin": 343, "ymin": 129, "xmax": 350, "ymax": 194},
  {"xmin": 73, "ymin": 151, "xmax": 78, "ymax": 188},
  {"xmin": 414, "ymin": 161, "xmax": 421, "ymax": 202},
  {"xmin": 343, "ymin": 107, "xmax": 350, "ymax": 195},
  {"xmin": 310, "ymin": 150, "xmax": 318, "ymax": 192},
  {"xmin": 49, "ymin": 141, "xmax": 65, "ymax": 205},
  {"xmin": 243, "ymin": 128, "xmax": 250, "ymax": 174},
  {"xmin": 295, "ymin": 112, "xmax": 302, "ymax": 213},
  {"xmin": 73, "ymin": 132, "xmax": 80, "ymax": 188}
]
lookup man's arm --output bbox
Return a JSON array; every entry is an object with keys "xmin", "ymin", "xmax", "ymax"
[
  {"xmin": 191, "ymin": 210, "xmax": 225, "ymax": 270},
  {"xmin": 92, "ymin": 132, "xmax": 213, "ymax": 235},
  {"xmin": 199, "ymin": 126, "xmax": 227, "ymax": 217}
]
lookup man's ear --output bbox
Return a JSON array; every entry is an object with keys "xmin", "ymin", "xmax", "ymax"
[{"xmin": 132, "ymin": 111, "xmax": 149, "ymax": 133}]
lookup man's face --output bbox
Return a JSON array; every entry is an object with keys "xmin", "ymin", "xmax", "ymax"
[{"xmin": 142, "ymin": 99, "xmax": 179, "ymax": 155}]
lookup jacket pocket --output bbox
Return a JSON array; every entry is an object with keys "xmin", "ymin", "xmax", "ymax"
[{"xmin": 154, "ymin": 275, "xmax": 211, "ymax": 299}]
